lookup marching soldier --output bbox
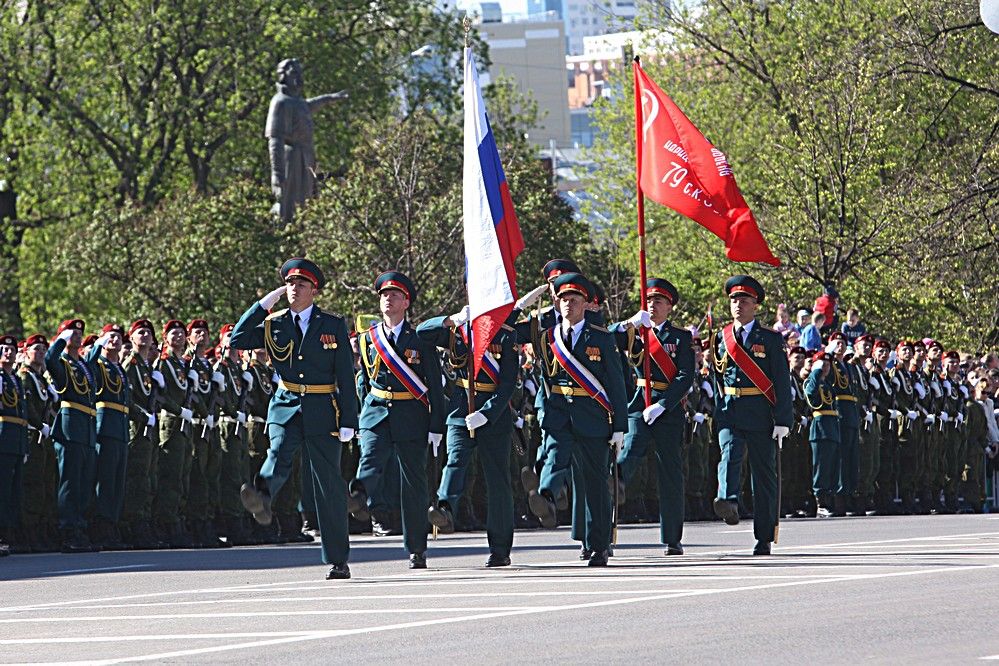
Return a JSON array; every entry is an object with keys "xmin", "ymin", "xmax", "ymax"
[
  {"xmin": 804, "ymin": 351, "xmax": 840, "ymax": 517},
  {"xmin": 349, "ymin": 271, "xmax": 446, "ymax": 570},
  {"xmin": 612, "ymin": 278, "xmax": 694, "ymax": 556},
  {"xmin": 709, "ymin": 276, "xmax": 792, "ymax": 555},
  {"xmin": 529, "ymin": 273, "xmax": 627, "ymax": 566},
  {"xmin": 152, "ymin": 320, "xmax": 197, "ymax": 548},
  {"xmin": 418, "ymin": 299, "xmax": 520, "ymax": 567},
  {"xmin": 87, "ymin": 324, "xmax": 132, "ymax": 550},
  {"xmin": 45, "ymin": 319, "xmax": 99, "ymax": 553},
  {"xmin": 19, "ymin": 333, "xmax": 59, "ymax": 551},
  {"xmin": 0, "ymin": 334, "xmax": 28, "ymax": 555},
  {"xmin": 232, "ymin": 258, "xmax": 359, "ymax": 580},
  {"xmin": 121, "ymin": 319, "xmax": 165, "ymax": 549}
]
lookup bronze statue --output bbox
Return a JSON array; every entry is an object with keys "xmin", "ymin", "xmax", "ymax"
[{"xmin": 265, "ymin": 59, "xmax": 347, "ymax": 223}]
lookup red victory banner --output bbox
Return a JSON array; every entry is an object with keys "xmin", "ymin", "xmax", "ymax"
[{"xmin": 633, "ymin": 57, "xmax": 779, "ymax": 267}]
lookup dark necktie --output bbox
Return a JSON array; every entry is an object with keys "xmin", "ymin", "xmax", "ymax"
[
  {"xmin": 388, "ymin": 330, "xmax": 396, "ymax": 346},
  {"xmin": 293, "ymin": 314, "xmax": 303, "ymax": 346},
  {"xmin": 563, "ymin": 327, "xmax": 572, "ymax": 349}
]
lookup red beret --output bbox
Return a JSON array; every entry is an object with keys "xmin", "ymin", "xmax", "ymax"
[
  {"xmin": 896, "ymin": 339, "xmax": 913, "ymax": 351},
  {"xmin": 23, "ymin": 334, "xmax": 48, "ymax": 348},
  {"xmin": 218, "ymin": 323, "xmax": 234, "ymax": 339},
  {"xmin": 81, "ymin": 334, "xmax": 98, "ymax": 348},
  {"xmin": 873, "ymin": 339, "xmax": 891, "ymax": 350},
  {"xmin": 812, "ymin": 351, "xmax": 829, "ymax": 362},
  {"xmin": 856, "ymin": 334, "xmax": 875, "ymax": 344},
  {"xmin": 187, "ymin": 319, "xmax": 209, "ymax": 333},
  {"xmin": 943, "ymin": 350, "xmax": 960, "ymax": 360},
  {"xmin": 128, "ymin": 319, "xmax": 154, "ymax": 337},
  {"xmin": 827, "ymin": 331, "xmax": 845, "ymax": 342},
  {"xmin": 787, "ymin": 346, "xmax": 807, "ymax": 356},
  {"xmin": 162, "ymin": 320, "xmax": 186, "ymax": 338},
  {"xmin": 56, "ymin": 319, "xmax": 85, "ymax": 335},
  {"xmin": 0, "ymin": 334, "xmax": 18, "ymax": 347},
  {"xmin": 102, "ymin": 323, "xmax": 125, "ymax": 335}
]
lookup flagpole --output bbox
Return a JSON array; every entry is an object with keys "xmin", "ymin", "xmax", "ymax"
[
  {"xmin": 463, "ymin": 15, "xmax": 477, "ymax": 439},
  {"xmin": 634, "ymin": 56, "xmax": 652, "ymax": 409}
]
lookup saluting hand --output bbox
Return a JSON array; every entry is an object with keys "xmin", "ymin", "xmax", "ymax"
[
  {"xmin": 515, "ymin": 283, "xmax": 548, "ymax": 311},
  {"xmin": 260, "ymin": 285, "xmax": 287, "ymax": 310}
]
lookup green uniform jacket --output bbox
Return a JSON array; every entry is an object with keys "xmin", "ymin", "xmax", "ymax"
[
  {"xmin": 122, "ymin": 352, "xmax": 157, "ymax": 433},
  {"xmin": 86, "ymin": 347, "xmax": 132, "ymax": 443},
  {"xmin": 710, "ymin": 322, "xmax": 793, "ymax": 431},
  {"xmin": 44, "ymin": 338, "xmax": 97, "ymax": 448},
  {"xmin": 832, "ymin": 361, "xmax": 860, "ymax": 429},
  {"xmin": 416, "ymin": 316, "xmax": 518, "ymax": 429},
  {"xmin": 18, "ymin": 365, "xmax": 56, "ymax": 440},
  {"xmin": 537, "ymin": 320, "xmax": 628, "ymax": 436},
  {"xmin": 804, "ymin": 366, "xmax": 840, "ymax": 442},
  {"xmin": 356, "ymin": 320, "xmax": 445, "ymax": 434},
  {"xmin": 230, "ymin": 303, "xmax": 359, "ymax": 436},
  {"xmin": 610, "ymin": 320, "xmax": 694, "ymax": 423},
  {"xmin": 0, "ymin": 369, "xmax": 28, "ymax": 455}
]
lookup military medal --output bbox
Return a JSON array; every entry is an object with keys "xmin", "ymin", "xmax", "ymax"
[
  {"xmin": 585, "ymin": 346, "xmax": 601, "ymax": 362},
  {"xmin": 751, "ymin": 343, "xmax": 766, "ymax": 358},
  {"xmin": 405, "ymin": 349, "xmax": 420, "ymax": 365},
  {"xmin": 320, "ymin": 333, "xmax": 337, "ymax": 350}
]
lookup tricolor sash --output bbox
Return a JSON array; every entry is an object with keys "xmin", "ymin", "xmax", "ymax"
[
  {"xmin": 721, "ymin": 324, "xmax": 776, "ymax": 406},
  {"xmin": 549, "ymin": 328, "xmax": 613, "ymax": 414},
  {"xmin": 460, "ymin": 325, "xmax": 500, "ymax": 384},
  {"xmin": 645, "ymin": 329, "xmax": 678, "ymax": 383},
  {"xmin": 369, "ymin": 325, "xmax": 430, "ymax": 407}
]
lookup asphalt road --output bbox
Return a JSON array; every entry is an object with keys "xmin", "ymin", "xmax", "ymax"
[{"xmin": 2, "ymin": 514, "xmax": 999, "ymax": 664}]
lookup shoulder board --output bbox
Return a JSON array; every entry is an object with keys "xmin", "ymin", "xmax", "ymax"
[
  {"xmin": 588, "ymin": 324, "xmax": 608, "ymax": 333},
  {"xmin": 757, "ymin": 325, "xmax": 779, "ymax": 335},
  {"xmin": 326, "ymin": 311, "xmax": 345, "ymax": 320},
  {"xmin": 500, "ymin": 323, "xmax": 514, "ymax": 332},
  {"xmin": 265, "ymin": 308, "xmax": 289, "ymax": 321}
]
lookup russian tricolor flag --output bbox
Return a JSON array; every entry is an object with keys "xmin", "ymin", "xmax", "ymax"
[{"xmin": 463, "ymin": 47, "xmax": 525, "ymax": 377}]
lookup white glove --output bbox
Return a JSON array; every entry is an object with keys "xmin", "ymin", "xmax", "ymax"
[
  {"xmin": 465, "ymin": 411, "xmax": 488, "ymax": 430},
  {"xmin": 864, "ymin": 411, "xmax": 874, "ymax": 424},
  {"xmin": 957, "ymin": 412, "xmax": 964, "ymax": 425},
  {"xmin": 627, "ymin": 310, "xmax": 652, "ymax": 329},
  {"xmin": 241, "ymin": 371, "xmax": 254, "ymax": 390},
  {"xmin": 824, "ymin": 341, "xmax": 839, "ymax": 354},
  {"xmin": 57, "ymin": 328, "xmax": 75, "ymax": 342},
  {"xmin": 259, "ymin": 285, "xmax": 286, "ymax": 310},
  {"xmin": 206, "ymin": 415, "xmax": 216, "ymax": 429},
  {"xmin": 151, "ymin": 370, "xmax": 165, "ymax": 389},
  {"xmin": 272, "ymin": 372, "xmax": 280, "ymax": 385},
  {"xmin": 514, "ymin": 283, "xmax": 548, "ymax": 311},
  {"xmin": 610, "ymin": 432, "xmax": 624, "ymax": 454},
  {"xmin": 428, "ymin": 432, "xmax": 443, "ymax": 456},
  {"xmin": 47, "ymin": 384, "xmax": 60, "ymax": 399},
  {"xmin": 95, "ymin": 332, "xmax": 111, "ymax": 348},
  {"xmin": 23, "ymin": 453, "xmax": 28, "ymax": 464},
  {"xmin": 799, "ymin": 415, "xmax": 808, "ymax": 427},
  {"xmin": 524, "ymin": 379, "xmax": 537, "ymax": 397},
  {"xmin": 772, "ymin": 425, "xmax": 790, "ymax": 440},
  {"xmin": 146, "ymin": 414, "xmax": 156, "ymax": 427},
  {"xmin": 869, "ymin": 375, "xmax": 880, "ymax": 390},
  {"xmin": 888, "ymin": 409, "xmax": 901, "ymax": 420},
  {"xmin": 514, "ymin": 416, "xmax": 524, "ymax": 429},
  {"xmin": 701, "ymin": 380, "xmax": 714, "ymax": 398},
  {"xmin": 211, "ymin": 371, "xmax": 225, "ymax": 390},
  {"xmin": 41, "ymin": 423, "xmax": 51, "ymax": 438},
  {"xmin": 812, "ymin": 360, "xmax": 825, "ymax": 372},
  {"xmin": 187, "ymin": 368, "xmax": 199, "ymax": 382},
  {"xmin": 449, "ymin": 305, "xmax": 471, "ymax": 328},
  {"xmin": 943, "ymin": 380, "xmax": 952, "ymax": 391},
  {"xmin": 338, "ymin": 427, "xmax": 355, "ymax": 443},
  {"xmin": 642, "ymin": 403, "xmax": 665, "ymax": 425},
  {"xmin": 924, "ymin": 414, "xmax": 935, "ymax": 425},
  {"xmin": 694, "ymin": 413, "xmax": 707, "ymax": 424},
  {"xmin": 906, "ymin": 410, "xmax": 918, "ymax": 421},
  {"xmin": 236, "ymin": 411, "xmax": 247, "ymax": 424},
  {"xmin": 939, "ymin": 411, "xmax": 949, "ymax": 422},
  {"xmin": 914, "ymin": 383, "xmax": 926, "ymax": 399},
  {"xmin": 180, "ymin": 407, "xmax": 194, "ymax": 422}
]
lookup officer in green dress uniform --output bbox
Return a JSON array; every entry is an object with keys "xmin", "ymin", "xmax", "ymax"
[
  {"xmin": 611, "ymin": 278, "xmax": 694, "ymax": 555},
  {"xmin": 530, "ymin": 273, "xmax": 627, "ymax": 566},
  {"xmin": 152, "ymin": 319, "xmax": 198, "ymax": 547},
  {"xmin": 121, "ymin": 319, "xmax": 166, "ymax": 549},
  {"xmin": 18, "ymin": 334, "xmax": 59, "ymax": 551},
  {"xmin": 417, "ymin": 301, "xmax": 519, "ymax": 567},
  {"xmin": 0, "ymin": 334, "xmax": 29, "ymax": 555},
  {"xmin": 87, "ymin": 324, "xmax": 132, "ymax": 550},
  {"xmin": 803, "ymin": 351, "xmax": 840, "ymax": 516},
  {"xmin": 45, "ymin": 319, "xmax": 100, "ymax": 553},
  {"xmin": 709, "ymin": 276, "xmax": 792, "ymax": 556},
  {"xmin": 231, "ymin": 258, "xmax": 359, "ymax": 580},
  {"xmin": 349, "ymin": 271, "xmax": 445, "ymax": 570}
]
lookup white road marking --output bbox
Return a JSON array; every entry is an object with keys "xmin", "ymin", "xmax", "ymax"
[
  {"xmin": 0, "ymin": 632, "xmax": 315, "ymax": 645},
  {"xmin": 40, "ymin": 560, "xmax": 999, "ymax": 664},
  {"xmin": 0, "ymin": 607, "xmax": 541, "ymax": 624},
  {"xmin": 39, "ymin": 565, "xmax": 154, "ymax": 575}
]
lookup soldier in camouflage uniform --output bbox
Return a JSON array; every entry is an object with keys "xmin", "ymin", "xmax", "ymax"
[
  {"xmin": 18, "ymin": 334, "xmax": 58, "ymax": 551},
  {"xmin": 939, "ymin": 350, "xmax": 966, "ymax": 513},
  {"xmin": 890, "ymin": 340, "xmax": 923, "ymax": 515}
]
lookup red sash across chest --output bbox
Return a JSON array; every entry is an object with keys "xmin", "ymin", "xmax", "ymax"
[
  {"xmin": 721, "ymin": 323, "xmax": 776, "ymax": 406},
  {"xmin": 645, "ymin": 329, "xmax": 678, "ymax": 382}
]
